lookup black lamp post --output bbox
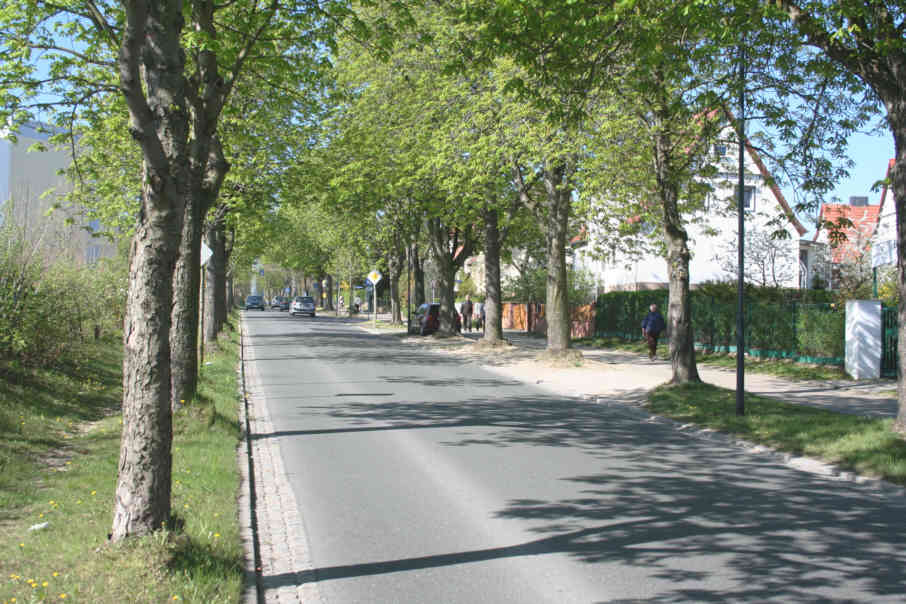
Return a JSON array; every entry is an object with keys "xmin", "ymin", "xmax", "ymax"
[{"xmin": 736, "ymin": 39, "xmax": 747, "ymax": 416}]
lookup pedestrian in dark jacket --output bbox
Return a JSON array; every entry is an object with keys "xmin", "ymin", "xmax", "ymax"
[
  {"xmin": 460, "ymin": 295, "xmax": 474, "ymax": 333},
  {"xmin": 641, "ymin": 304, "xmax": 666, "ymax": 360}
]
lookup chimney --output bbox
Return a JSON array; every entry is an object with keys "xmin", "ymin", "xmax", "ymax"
[{"xmin": 850, "ymin": 196, "xmax": 868, "ymax": 206}]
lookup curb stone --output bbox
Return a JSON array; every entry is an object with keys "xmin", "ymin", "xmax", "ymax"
[{"xmin": 240, "ymin": 323, "xmax": 323, "ymax": 604}]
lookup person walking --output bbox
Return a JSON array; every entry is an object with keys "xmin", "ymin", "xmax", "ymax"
[
  {"xmin": 641, "ymin": 303, "xmax": 666, "ymax": 360},
  {"xmin": 474, "ymin": 299, "xmax": 484, "ymax": 333},
  {"xmin": 461, "ymin": 295, "xmax": 474, "ymax": 333}
]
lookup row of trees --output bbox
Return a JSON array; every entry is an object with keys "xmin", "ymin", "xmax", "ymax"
[{"xmin": 1, "ymin": 0, "xmax": 904, "ymax": 542}]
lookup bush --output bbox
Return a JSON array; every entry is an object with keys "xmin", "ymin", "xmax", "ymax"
[
  {"xmin": 594, "ymin": 283, "xmax": 844, "ymax": 363},
  {"xmin": 0, "ymin": 218, "xmax": 127, "ymax": 366}
]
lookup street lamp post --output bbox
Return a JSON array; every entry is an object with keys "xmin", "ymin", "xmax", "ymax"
[{"xmin": 736, "ymin": 39, "xmax": 747, "ymax": 416}]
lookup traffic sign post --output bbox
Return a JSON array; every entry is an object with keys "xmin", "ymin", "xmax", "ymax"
[{"xmin": 367, "ymin": 270, "xmax": 382, "ymax": 327}]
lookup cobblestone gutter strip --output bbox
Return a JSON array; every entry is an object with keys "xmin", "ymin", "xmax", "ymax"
[{"xmin": 240, "ymin": 322, "xmax": 323, "ymax": 604}]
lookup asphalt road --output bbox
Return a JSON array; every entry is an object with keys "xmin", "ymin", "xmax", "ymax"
[{"xmin": 243, "ymin": 310, "xmax": 906, "ymax": 603}]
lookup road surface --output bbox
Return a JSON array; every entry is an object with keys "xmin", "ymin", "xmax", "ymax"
[{"xmin": 242, "ymin": 310, "xmax": 906, "ymax": 603}]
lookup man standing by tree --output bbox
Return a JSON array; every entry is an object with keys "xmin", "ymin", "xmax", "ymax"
[
  {"xmin": 641, "ymin": 303, "xmax": 667, "ymax": 361},
  {"xmin": 461, "ymin": 294, "xmax": 474, "ymax": 333}
]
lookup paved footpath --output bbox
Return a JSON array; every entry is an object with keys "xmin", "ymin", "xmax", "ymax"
[{"xmin": 238, "ymin": 323, "xmax": 901, "ymax": 603}]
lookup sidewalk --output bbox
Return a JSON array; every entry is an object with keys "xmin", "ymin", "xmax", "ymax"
[{"xmin": 399, "ymin": 329, "xmax": 899, "ymax": 419}]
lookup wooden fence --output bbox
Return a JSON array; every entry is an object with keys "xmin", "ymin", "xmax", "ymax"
[{"xmin": 501, "ymin": 302, "xmax": 595, "ymax": 338}]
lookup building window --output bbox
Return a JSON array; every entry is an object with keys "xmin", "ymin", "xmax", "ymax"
[
  {"xmin": 713, "ymin": 144, "xmax": 727, "ymax": 157},
  {"xmin": 734, "ymin": 185, "xmax": 756, "ymax": 210},
  {"xmin": 86, "ymin": 245, "xmax": 101, "ymax": 265}
]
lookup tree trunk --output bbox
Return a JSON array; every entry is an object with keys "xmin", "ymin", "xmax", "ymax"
[
  {"xmin": 389, "ymin": 249, "xmax": 404, "ymax": 324},
  {"xmin": 412, "ymin": 245, "xmax": 425, "ymax": 307},
  {"xmin": 482, "ymin": 206, "xmax": 504, "ymax": 343},
  {"xmin": 890, "ymin": 113, "xmax": 906, "ymax": 432},
  {"xmin": 112, "ymin": 202, "xmax": 182, "ymax": 541},
  {"xmin": 324, "ymin": 274, "xmax": 335, "ymax": 311},
  {"xmin": 203, "ymin": 219, "xmax": 225, "ymax": 345},
  {"xmin": 111, "ymin": 0, "xmax": 189, "ymax": 542},
  {"xmin": 654, "ymin": 125, "xmax": 700, "ymax": 384},
  {"xmin": 170, "ymin": 137, "xmax": 227, "ymax": 409},
  {"xmin": 170, "ymin": 198, "xmax": 203, "ymax": 411},
  {"xmin": 542, "ymin": 164, "xmax": 572, "ymax": 352},
  {"xmin": 426, "ymin": 218, "xmax": 474, "ymax": 333},
  {"xmin": 211, "ymin": 221, "xmax": 228, "ymax": 333}
]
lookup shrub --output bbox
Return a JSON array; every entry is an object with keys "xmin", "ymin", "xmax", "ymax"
[{"xmin": 0, "ymin": 216, "xmax": 127, "ymax": 366}]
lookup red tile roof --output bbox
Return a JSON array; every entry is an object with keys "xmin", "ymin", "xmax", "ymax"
[{"xmin": 814, "ymin": 203, "xmax": 881, "ymax": 263}]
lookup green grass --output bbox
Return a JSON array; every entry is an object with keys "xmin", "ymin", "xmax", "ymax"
[
  {"xmin": 574, "ymin": 335, "xmax": 853, "ymax": 381},
  {"xmin": 1, "ymin": 323, "xmax": 244, "ymax": 604},
  {"xmin": 648, "ymin": 381, "xmax": 906, "ymax": 485}
]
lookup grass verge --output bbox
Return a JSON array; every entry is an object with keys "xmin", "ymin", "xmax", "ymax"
[
  {"xmin": 575, "ymin": 335, "xmax": 853, "ymax": 381},
  {"xmin": 1, "ymin": 323, "xmax": 243, "ymax": 604},
  {"xmin": 648, "ymin": 381, "xmax": 906, "ymax": 485}
]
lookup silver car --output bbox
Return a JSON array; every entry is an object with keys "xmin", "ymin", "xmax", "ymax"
[{"xmin": 290, "ymin": 295, "xmax": 316, "ymax": 317}]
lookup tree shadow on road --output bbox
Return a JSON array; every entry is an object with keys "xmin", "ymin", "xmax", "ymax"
[{"xmin": 262, "ymin": 389, "xmax": 906, "ymax": 602}]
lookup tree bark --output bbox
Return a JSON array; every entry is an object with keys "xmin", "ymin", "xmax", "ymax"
[
  {"xmin": 170, "ymin": 140, "xmax": 227, "ymax": 410},
  {"xmin": 389, "ymin": 247, "xmax": 404, "ymax": 324},
  {"xmin": 426, "ymin": 218, "xmax": 475, "ymax": 333},
  {"xmin": 203, "ymin": 217, "xmax": 226, "ymax": 344},
  {"xmin": 890, "ymin": 113, "xmax": 906, "ymax": 432},
  {"xmin": 482, "ymin": 206, "xmax": 504, "ymax": 343},
  {"xmin": 170, "ymin": 197, "xmax": 204, "ymax": 410},
  {"xmin": 412, "ymin": 245, "xmax": 425, "ymax": 307},
  {"xmin": 542, "ymin": 163, "xmax": 572, "ymax": 352},
  {"xmin": 654, "ymin": 123, "xmax": 700, "ymax": 384},
  {"xmin": 323, "ymin": 274, "xmax": 333, "ymax": 311},
  {"xmin": 111, "ymin": 0, "xmax": 189, "ymax": 541}
]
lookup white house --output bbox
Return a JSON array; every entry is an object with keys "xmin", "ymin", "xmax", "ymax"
[
  {"xmin": 0, "ymin": 121, "xmax": 114, "ymax": 264},
  {"xmin": 871, "ymin": 159, "xmax": 897, "ymax": 271},
  {"xmin": 574, "ymin": 127, "xmax": 810, "ymax": 291}
]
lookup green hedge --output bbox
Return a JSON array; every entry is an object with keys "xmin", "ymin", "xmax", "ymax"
[
  {"xmin": 0, "ymin": 221, "xmax": 127, "ymax": 366},
  {"xmin": 594, "ymin": 284, "xmax": 843, "ymax": 364}
]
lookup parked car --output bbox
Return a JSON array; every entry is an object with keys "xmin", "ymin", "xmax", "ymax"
[
  {"xmin": 244, "ymin": 295, "xmax": 265, "ymax": 311},
  {"xmin": 413, "ymin": 303, "xmax": 460, "ymax": 335},
  {"xmin": 271, "ymin": 296, "xmax": 290, "ymax": 310},
  {"xmin": 290, "ymin": 295, "xmax": 316, "ymax": 317}
]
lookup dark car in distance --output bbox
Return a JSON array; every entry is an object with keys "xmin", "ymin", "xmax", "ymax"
[
  {"xmin": 244, "ymin": 295, "xmax": 265, "ymax": 311},
  {"xmin": 271, "ymin": 296, "xmax": 290, "ymax": 310},
  {"xmin": 413, "ymin": 303, "xmax": 460, "ymax": 335}
]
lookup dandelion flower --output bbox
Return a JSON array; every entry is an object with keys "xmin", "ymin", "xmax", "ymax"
[
  {"xmin": 42, "ymin": 582, "xmax": 48, "ymax": 587},
  {"xmin": 52, "ymin": 572, "xmax": 59, "ymax": 577}
]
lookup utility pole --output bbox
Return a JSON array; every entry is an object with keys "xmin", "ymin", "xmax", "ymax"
[{"xmin": 736, "ymin": 38, "xmax": 747, "ymax": 416}]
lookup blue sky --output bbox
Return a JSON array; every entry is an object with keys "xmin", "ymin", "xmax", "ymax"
[
  {"xmin": 788, "ymin": 129, "xmax": 894, "ymax": 238},
  {"xmin": 831, "ymin": 131, "xmax": 894, "ymax": 204}
]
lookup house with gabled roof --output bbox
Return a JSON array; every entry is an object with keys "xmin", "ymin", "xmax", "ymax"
[
  {"xmin": 811, "ymin": 195, "xmax": 880, "ymax": 290},
  {"xmin": 572, "ymin": 125, "xmax": 811, "ymax": 291},
  {"xmin": 870, "ymin": 159, "xmax": 897, "ymax": 271}
]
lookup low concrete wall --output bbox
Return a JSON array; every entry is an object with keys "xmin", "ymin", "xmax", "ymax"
[{"xmin": 845, "ymin": 300, "xmax": 881, "ymax": 379}]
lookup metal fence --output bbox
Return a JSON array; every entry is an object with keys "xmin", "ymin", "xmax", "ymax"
[
  {"xmin": 882, "ymin": 305, "xmax": 898, "ymax": 378},
  {"xmin": 595, "ymin": 294, "xmax": 845, "ymax": 365}
]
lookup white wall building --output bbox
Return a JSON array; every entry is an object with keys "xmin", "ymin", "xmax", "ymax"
[
  {"xmin": 0, "ymin": 122, "xmax": 114, "ymax": 264},
  {"xmin": 574, "ymin": 128, "xmax": 809, "ymax": 291}
]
